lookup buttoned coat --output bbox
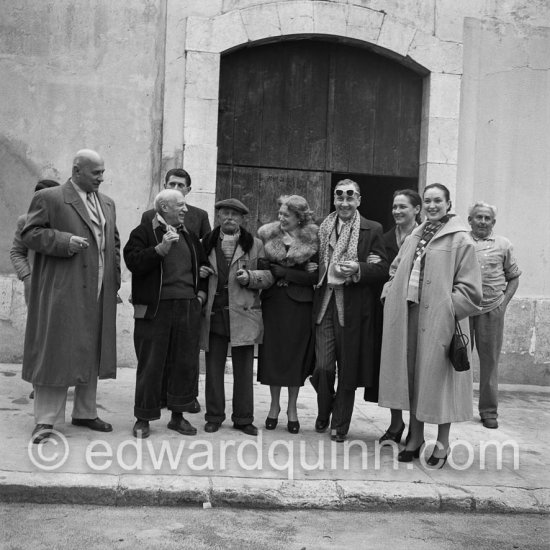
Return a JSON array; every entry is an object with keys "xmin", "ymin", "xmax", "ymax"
[
  {"xmin": 200, "ymin": 227, "xmax": 273, "ymax": 350},
  {"xmin": 21, "ymin": 181, "xmax": 120, "ymax": 386},
  {"xmin": 313, "ymin": 216, "xmax": 389, "ymax": 391},
  {"xmin": 378, "ymin": 216, "xmax": 482, "ymax": 424}
]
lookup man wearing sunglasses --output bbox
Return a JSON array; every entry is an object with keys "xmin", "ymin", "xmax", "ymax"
[{"xmin": 311, "ymin": 179, "xmax": 389, "ymax": 442}]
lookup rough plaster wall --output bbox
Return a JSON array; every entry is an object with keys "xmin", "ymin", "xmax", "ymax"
[
  {"xmin": 0, "ymin": 0, "xmax": 166, "ymax": 366},
  {"xmin": 0, "ymin": 0, "xmax": 166, "ymax": 276},
  {"xmin": 457, "ymin": 19, "xmax": 550, "ymax": 298},
  {"xmin": 457, "ymin": 18, "xmax": 550, "ymax": 380}
]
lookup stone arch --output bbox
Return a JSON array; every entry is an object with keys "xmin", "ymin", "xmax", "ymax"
[{"xmin": 162, "ymin": 1, "xmax": 463, "ymax": 216}]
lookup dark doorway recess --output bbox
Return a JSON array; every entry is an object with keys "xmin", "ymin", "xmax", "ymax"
[
  {"xmin": 330, "ymin": 173, "xmax": 418, "ymax": 232},
  {"xmin": 217, "ymin": 39, "xmax": 423, "ymax": 234}
]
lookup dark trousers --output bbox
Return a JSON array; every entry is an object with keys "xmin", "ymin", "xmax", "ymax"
[
  {"xmin": 205, "ymin": 332, "xmax": 254, "ymax": 425},
  {"xmin": 134, "ymin": 299, "xmax": 201, "ymax": 420},
  {"xmin": 312, "ymin": 297, "xmax": 355, "ymax": 435},
  {"xmin": 469, "ymin": 306, "xmax": 505, "ymax": 420}
]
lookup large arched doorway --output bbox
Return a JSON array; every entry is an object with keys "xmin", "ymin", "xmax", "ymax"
[{"xmin": 216, "ymin": 39, "xmax": 423, "ymax": 233}]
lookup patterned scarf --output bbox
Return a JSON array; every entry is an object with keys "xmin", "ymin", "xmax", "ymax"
[
  {"xmin": 319, "ymin": 211, "xmax": 360, "ymax": 269},
  {"xmin": 407, "ymin": 216, "xmax": 449, "ymax": 303},
  {"xmin": 317, "ymin": 211, "xmax": 360, "ymax": 327}
]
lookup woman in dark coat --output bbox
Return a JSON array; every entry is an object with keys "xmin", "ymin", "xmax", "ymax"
[
  {"xmin": 257, "ymin": 195, "xmax": 319, "ymax": 434},
  {"xmin": 378, "ymin": 189, "xmax": 422, "ymax": 445}
]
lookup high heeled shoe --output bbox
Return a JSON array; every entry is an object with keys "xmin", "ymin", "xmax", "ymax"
[
  {"xmin": 265, "ymin": 416, "xmax": 278, "ymax": 430},
  {"xmin": 379, "ymin": 422, "xmax": 406, "ymax": 444},
  {"xmin": 397, "ymin": 441, "xmax": 425, "ymax": 462},
  {"xmin": 426, "ymin": 451, "xmax": 448, "ymax": 469},
  {"xmin": 287, "ymin": 420, "xmax": 300, "ymax": 434}
]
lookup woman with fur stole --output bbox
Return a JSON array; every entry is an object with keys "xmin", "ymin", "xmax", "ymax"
[{"xmin": 257, "ymin": 195, "xmax": 319, "ymax": 434}]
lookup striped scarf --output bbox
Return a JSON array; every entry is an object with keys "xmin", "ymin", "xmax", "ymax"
[
  {"xmin": 407, "ymin": 216, "xmax": 449, "ymax": 303},
  {"xmin": 220, "ymin": 229, "xmax": 240, "ymax": 265}
]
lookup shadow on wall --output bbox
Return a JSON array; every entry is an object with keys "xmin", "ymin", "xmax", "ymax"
[{"xmin": 0, "ymin": 136, "xmax": 41, "ymax": 274}]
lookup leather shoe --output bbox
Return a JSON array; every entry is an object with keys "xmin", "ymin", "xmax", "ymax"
[
  {"xmin": 132, "ymin": 419, "xmax": 150, "ymax": 438},
  {"xmin": 330, "ymin": 429, "xmax": 346, "ymax": 443},
  {"xmin": 233, "ymin": 423, "xmax": 258, "ymax": 436},
  {"xmin": 398, "ymin": 441, "xmax": 425, "ymax": 462},
  {"xmin": 183, "ymin": 398, "xmax": 201, "ymax": 414},
  {"xmin": 315, "ymin": 417, "xmax": 329, "ymax": 433},
  {"xmin": 287, "ymin": 420, "xmax": 300, "ymax": 434},
  {"xmin": 32, "ymin": 424, "xmax": 53, "ymax": 444},
  {"xmin": 204, "ymin": 422, "xmax": 220, "ymax": 433},
  {"xmin": 482, "ymin": 418, "xmax": 498, "ymax": 429},
  {"xmin": 168, "ymin": 417, "xmax": 197, "ymax": 436},
  {"xmin": 265, "ymin": 417, "xmax": 278, "ymax": 430},
  {"xmin": 72, "ymin": 417, "xmax": 113, "ymax": 432},
  {"xmin": 426, "ymin": 452, "xmax": 448, "ymax": 469},
  {"xmin": 379, "ymin": 422, "xmax": 406, "ymax": 445}
]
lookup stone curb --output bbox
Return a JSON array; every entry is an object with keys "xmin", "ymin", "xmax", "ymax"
[{"xmin": 1, "ymin": 472, "xmax": 548, "ymax": 514}]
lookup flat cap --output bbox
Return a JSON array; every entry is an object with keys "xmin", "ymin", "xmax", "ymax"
[{"xmin": 215, "ymin": 198, "xmax": 249, "ymax": 215}]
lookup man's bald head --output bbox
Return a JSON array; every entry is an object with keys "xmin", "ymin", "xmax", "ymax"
[{"xmin": 72, "ymin": 149, "xmax": 105, "ymax": 193}]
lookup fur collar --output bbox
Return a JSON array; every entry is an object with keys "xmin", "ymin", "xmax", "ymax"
[
  {"xmin": 258, "ymin": 221, "xmax": 319, "ymax": 266},
  {"xmin": 202, "ymin": 226, "xmax": 254, "ymax": 257}
]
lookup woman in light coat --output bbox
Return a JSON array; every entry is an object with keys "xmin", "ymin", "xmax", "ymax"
[{"xmin": 379, "ymin": 183, "xmax": 482, "ymax": 468}]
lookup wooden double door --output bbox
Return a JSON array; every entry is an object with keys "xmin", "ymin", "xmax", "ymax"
[{"xmin": 216, "ymin": 39, "xmax": 423, "ymax": 233}]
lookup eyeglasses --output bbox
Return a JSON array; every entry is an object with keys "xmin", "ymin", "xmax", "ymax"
[{"xmin": 335, "ymin": 189, "xmax": 357, "ymax": 198}]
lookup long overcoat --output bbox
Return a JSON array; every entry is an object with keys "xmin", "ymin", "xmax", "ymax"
[
  {"xmin": 313, "ymin": 216, "xmax": 389, "ymax": 391},
  {"xmin": 378, "ymin": 216, "xmax": 482, "ymax": 424},
  {"xmin": 200, "ymin": 227, "xmax": 273, "ymax": 350},
  {"xmin": 21, "ymin": 181, "xmax": 120, "ymax": 386}
]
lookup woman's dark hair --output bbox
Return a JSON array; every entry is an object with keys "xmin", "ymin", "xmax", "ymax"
[
  {"xmin": 392, "ymin": 188, "xmax": 422, "ymax": 224},
  {"xmin": 35, "ymin": 179, "xmax": 60, "ymax": 192},
  {"xmin": 423, "ymin": 183, "xmax": 452, "ymax": 213},
  {"xmin": 277, "ymin": 195, "xmax": 314, "ymax": 226}
]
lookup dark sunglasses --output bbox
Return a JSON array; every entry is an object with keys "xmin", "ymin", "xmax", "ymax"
[{"xmin": 335, "ymin": 189, "xmax": 356, "ymax": 197}]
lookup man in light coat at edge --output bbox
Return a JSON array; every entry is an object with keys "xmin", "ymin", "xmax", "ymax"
[{"xmin": 21, "ymin": 149, "xmax": 120, "ymax": 444}]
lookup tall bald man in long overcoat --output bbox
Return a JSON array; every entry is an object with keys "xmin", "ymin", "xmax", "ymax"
[{"xmin": 22, "ymin": 149, "xmax": 120, "ymax": 443}]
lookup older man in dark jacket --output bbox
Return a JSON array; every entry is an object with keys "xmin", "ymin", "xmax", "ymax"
[{"xmin": 124, "ymin": 189, "xmax": 208, "ymax": 438}]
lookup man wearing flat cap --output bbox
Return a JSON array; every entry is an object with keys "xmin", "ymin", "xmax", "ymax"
[{"xmin": 199, "ymin": 198, "xmax": 273, "ymax": 436}]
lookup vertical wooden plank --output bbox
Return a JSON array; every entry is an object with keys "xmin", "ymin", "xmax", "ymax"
[
  {"xmin": 217, "ymin": 54, "xmax": 235, "ymax": 166},
  {"xmin": 398, "ymin": 76, "xmax": 423, "ymax": 177},
  {"xmin": 232, "ymin": 50, "xmax": 263, "ymax": 166},
  {"xmin": 328, "ymin": 44, "xmax": 377, "ymax": 173},
  {"xmin": 345, "ymin": 49, "xmax": 378, "ymax": 174},
  {"xmin": 215, "ymin": 164, "xmax": 233, "ymax": 202},
  {"xmin": 228, "ymin": 166, "xmax": 260, "ymax": 233},
  {"xmin": 285, "ymin": 42, "xmax": 329, "ymax": 170},
  {"xmin": 372, "ymin": 61, "xmax": 402, "ymax": 176},
  {"xmin": 259, "ymin": 43, "xmax": 288, "ymax": 169}
]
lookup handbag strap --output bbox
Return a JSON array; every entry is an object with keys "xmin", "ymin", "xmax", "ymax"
[{"xmin": 455, "ymin": 317, "xmax": 469, "ymax": 346}]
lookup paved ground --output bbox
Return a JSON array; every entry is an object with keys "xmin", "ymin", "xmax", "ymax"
[{"xmin": 1, "ymin": 362, "xmax": 548, "ymax": 512}]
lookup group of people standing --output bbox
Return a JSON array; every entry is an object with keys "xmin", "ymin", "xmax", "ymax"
[{"xmin": 15, "ymin": 150, "xmax": 521, "ymax": 471}]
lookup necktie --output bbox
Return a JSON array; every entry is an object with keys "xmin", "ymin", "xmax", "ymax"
[{"xmin": 87, "ymin": 193, "xmax": 101, "ymax": 226}]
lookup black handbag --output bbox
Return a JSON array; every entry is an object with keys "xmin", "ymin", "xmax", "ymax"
[{"xmin": 449, "ymin": 318, "xmax": 470, "ymax": 372}]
